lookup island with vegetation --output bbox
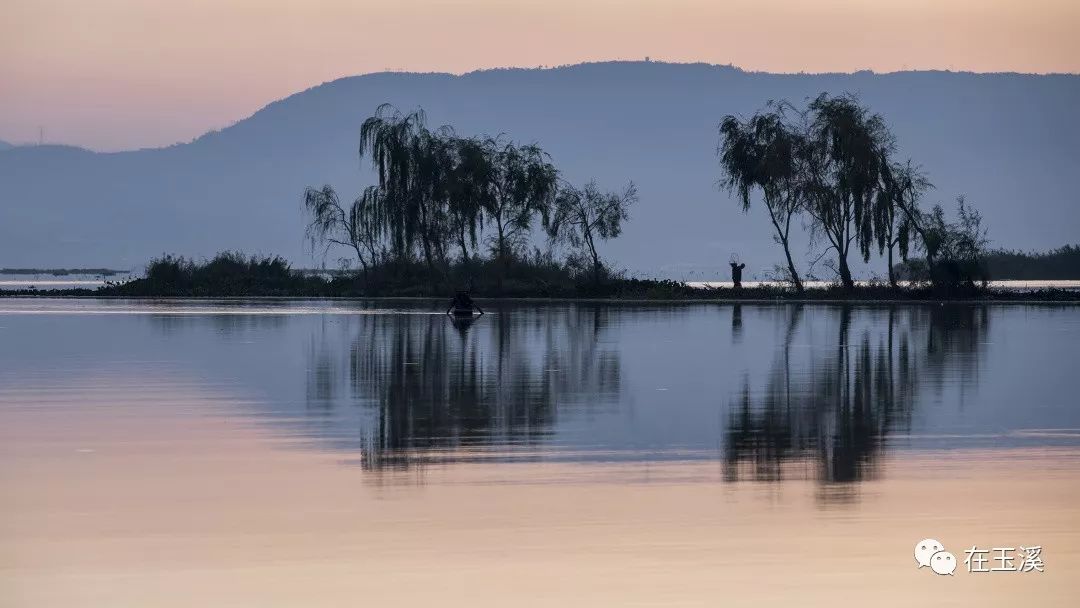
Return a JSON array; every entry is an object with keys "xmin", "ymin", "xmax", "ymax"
[{"xmin": 4, "ymin": 95, "xmax": 1079, "ymax": 301}]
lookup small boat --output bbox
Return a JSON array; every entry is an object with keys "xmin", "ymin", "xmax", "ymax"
[
  {"xmin": 451, "ymin": 306, "xmax": 475, "ymax": 317},
  {"xmin": 447, "ymin": 291, "xmax": 484, "ymax": 317}
]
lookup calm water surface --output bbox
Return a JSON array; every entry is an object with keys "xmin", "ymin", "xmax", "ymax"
[{"xmin": 2, "ymin": 299, "xmax": 1079, "ymax": 606}]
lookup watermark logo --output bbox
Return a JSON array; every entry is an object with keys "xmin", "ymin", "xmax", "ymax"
[
  {"xmin": 914, "ymin": 539, "xmax": 955, "ymax": 575},
  {"xmin": 915, "ymin": 539, "xmax": 1044, "ymax": 575}
]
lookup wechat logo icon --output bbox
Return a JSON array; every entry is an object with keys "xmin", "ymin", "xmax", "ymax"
[{"xmin": 914, "ymin": 538, "xmax": 956, "ymax": 576}]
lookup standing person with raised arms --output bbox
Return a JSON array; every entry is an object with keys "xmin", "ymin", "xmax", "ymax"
[{"xmin": 729, "ymin": 254, "xmax": 746, "ymax": 289}]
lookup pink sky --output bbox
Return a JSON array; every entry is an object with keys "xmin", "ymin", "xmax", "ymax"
[{"xmin": 2, "ymin": 0, "xmax": 1077, "ymax": 151}]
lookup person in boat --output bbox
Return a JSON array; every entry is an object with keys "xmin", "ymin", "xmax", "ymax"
[
  {"xmin": 447, "ymin": 291, "xmax": 484, "ymax": 316},
  {"xmin": 730, "ymin": 260, "xmax": 746, "ymax": 288}
]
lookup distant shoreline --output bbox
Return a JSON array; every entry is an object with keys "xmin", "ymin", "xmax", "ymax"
[
  {"xmin": 4, "ymin": 286, "xmax": 1079, "ymax": 304},
  {"xmin": 0, "ymin": 268, "xmax": 129, "ymax": 277}
]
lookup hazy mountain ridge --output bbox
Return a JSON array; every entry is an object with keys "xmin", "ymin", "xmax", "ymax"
[{"xmin": 1, "ymin": 62, "xmax": 1077, "ymax": 276}]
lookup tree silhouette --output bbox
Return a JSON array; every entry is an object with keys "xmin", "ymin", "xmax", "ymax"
[
  {"xmin": 303, "ymin": 184, "xmax": 386, "ymax": 275},
  {"xmin": 446, "ymin": 137, "xmax": 492, "ymax": 263},
  {"xmin": 474, "ymin": 137, "xmax": 559, "ymax": 270},
  {"xmin": 876, "ymin": 160, "xmax": 931, "ymax": 287},
  {"xmin": 915, "ymin": 196, "xmax": 990, "ymax": 287},
  {"xmin": 801, "ymin": 93, "xmax": 894, "ymax": 290},
  {"xmin": 359, "ymin": 104, "xmax": 454, "ymax": 274},
  {"xmin": 718, "ymin": 103, "xmax": 806, "ymax": 292},
  {"xmin": 357, "ymin": 107, "xmax": 560, "ymax": 281},
  {"xmin": 301, "ymin": 104, "xmax": 634, "ymax": 294},
  {"xmin": 549, "ymin": 181, "xmax": 637, "ymax": 284}
]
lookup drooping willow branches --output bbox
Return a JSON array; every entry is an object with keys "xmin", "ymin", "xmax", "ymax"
[
  {"xmin": 307, "ymin": 105, "xmax": 626, "ymax": 284},
  {"xmin": 718, "ymin": 93, "xmax": 981, "ymax": 289}
]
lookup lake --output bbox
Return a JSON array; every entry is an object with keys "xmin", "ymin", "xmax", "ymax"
[{"xmin": 2, "ymin": 298, "xmax": 1079, "ymax": 606}]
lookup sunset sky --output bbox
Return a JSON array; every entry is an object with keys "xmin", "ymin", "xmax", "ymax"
[{"xmin": 2, "ymin": 0, "xmax": 1077, "ymax": 151}]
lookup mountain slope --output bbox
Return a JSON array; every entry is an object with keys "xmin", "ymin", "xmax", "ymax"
[{"xmin": 1, "ymin": 62, "xmax": 1077, "ymax": 277}]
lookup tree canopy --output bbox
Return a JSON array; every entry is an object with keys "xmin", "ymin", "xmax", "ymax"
[
  {"xmin": 719, "ymin": 93, "xmax": 983, "ymax": 290},
  {"xmin": 304, "ymin": 104, "xmax": 629, "ymax": 291},
  {"xmin": 550, "ymin": 181, "xmax": 637, "ymax": 283}
]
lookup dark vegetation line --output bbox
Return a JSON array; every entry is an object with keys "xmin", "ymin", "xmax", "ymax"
[
  {"xmin": 90, "ymin": 251, "xmax": 691, "ymax": 298},
  {"xmin": 966, "ymin": 245, "xmax": 1080, "ymax": 281},
  {"xmin": 7, "ymin": 95, "xmax": 1079, "ymax": 300}
]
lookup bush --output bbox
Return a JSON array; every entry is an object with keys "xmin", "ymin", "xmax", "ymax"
[
  {"xmin": 101, "ymin": 249, "xmax": 705, "ymax": 299},
  {"xmin": 904, "ymin": 198, "xmax": 989, "ymax": 289},
  {"xmin": 111, "ymin": 252, "xmax": 315, "ymax": 296}
]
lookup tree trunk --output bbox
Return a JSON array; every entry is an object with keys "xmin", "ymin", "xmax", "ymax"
[
  {"xmin": 887, "ymin": 242, "xmax": 897, "ymax": 288},
  {"xmin": 838, "ymin": 251, "xmax": 854, "ymax": 290},
  {"xmin": 352, "ymin": 244, "xmax": 369, "ymax": 284},
  {"xmin": 780, "ymin": 238, "xmax": 804, "ymax": 293},
  {"xmin": 458, "ymin": 226, "xmax": 470, "ymax": 264},
  {"xmin": 365, "ymin": 239, "xmax": 379, "ymax": 269},
  {"xmin": 766, "ymin": 203, "xmax": 803, "ymax": 293},
  {"xmin": 494, "ymin": 216, "xmax": 508, "ymax": 291},
  {"xmin": 498, "ymin": 231, "xmax": 507, "ymax": 264},
  {"xmin": 583, "ymin": 228, "xmax": 601, "ymax": 285}
]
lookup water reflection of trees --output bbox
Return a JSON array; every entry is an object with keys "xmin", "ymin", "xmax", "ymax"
[
  {"xmin": 304, "ymin": 306, "xmax": 621, "ymax": 470},
  {"xmin": 723, "ymin": 304, "xmax": 988, "ymax": 497}
]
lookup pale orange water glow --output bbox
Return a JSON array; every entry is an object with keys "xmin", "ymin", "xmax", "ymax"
[
  {"xmin": 2, "ymin": 381, "xmax": 1078, "ymax": 607},
  {"xmin": 1, "ymin": 0, "xmax": 1078, "ymax": 150}
]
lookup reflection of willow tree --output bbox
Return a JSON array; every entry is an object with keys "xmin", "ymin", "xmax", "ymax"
[
  {"xmin": 305, "ymin": 306, "xmax": 621, "ymax": 470},
  {"xmin": 724, "ymin": 304, "xmax": 987, "ymax": 495}
]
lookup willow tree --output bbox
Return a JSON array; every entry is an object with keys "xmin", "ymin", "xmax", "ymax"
[
  {"xmin": 801, "ymin": 93, "xmax": 892, "ymax": 290},
  {"xmin": 410, "ymin": 126, "xmax": 457, "ymax": 267},
  {"xmin": 303, "ymin": 184, "xmax": 386, "ymax": 275},
  {"xmin": 718, "ymin": 103, "xmax": 806, "ymax": 292},
  {"xmin": 446, "ymin": 136, "xmax": 492, "ymax": 263},
  {"xmin": 550, "ymin": 181, "xmax": 637, "ymax": 284},
  {"xmin": 876, "ymin": 160, "xmax": 931, "ymax": 287},
  {"xmin": 359, "ymin": 104, "xmax": 454, "ymax": 272},
  {"xmin": 476, "ymin": 138, "xmax": 559, "ymax": 267}
]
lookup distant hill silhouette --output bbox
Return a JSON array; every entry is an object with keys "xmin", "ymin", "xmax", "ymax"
[
  {"xmin": 0, "ymin": 140, "xmax": 12, "ymax": 152},
  {"xmin": 1, "ymin": 62, "xmax": 1077, "ymax": 277}
]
